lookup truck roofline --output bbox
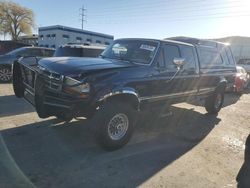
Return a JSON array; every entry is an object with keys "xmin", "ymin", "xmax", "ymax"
[
  {"xmin": 114, "ymin": 38, "xmax": 195, "ymax": 47},
  {"xmin": 166, "ymin": 36, "xmax": 231, "ymax": 48}
]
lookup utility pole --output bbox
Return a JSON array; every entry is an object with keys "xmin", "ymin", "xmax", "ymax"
[{"xmin": 79, "ymin": 5, "xmax": 86, "ymax": 30}]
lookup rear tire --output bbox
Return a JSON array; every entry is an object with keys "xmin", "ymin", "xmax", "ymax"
[
  {"xmin": 205, "ymin": 89, "xmax": 224, "ymax": 114},
  {"xmin": 0, "ymin": 65, "xmax": 12, "ymax": 83},
  {"xmin": 93, "ymin": 101, "xmax": 136, "ymax": 151}
]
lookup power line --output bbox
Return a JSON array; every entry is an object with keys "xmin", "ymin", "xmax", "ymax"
[
  {"xmin": 88, "ymin": 6, "xmax": 250, "ymax": 22},
  {"xmin": 89, "ymin": 6, "xmax": 248, "ymax": 21},
  {"xmin": 90, "ymin": 13, "xmax": 250, "ymax": 25},
  {"xmin": 89, "ymin": 3, "xmax": 248, "ymax": 18},
  {"xmin": 154, "ymin": 13, "xmax": 250, "ymax": 23},
  {"xmin": 97, "ymin": 0, "xmax": 243, "ymax": 12},
  {"xmin": 88, "ymin": 0, "xmax": 245, "ymax": 15},
  {"xmin": 79, "ymin": 5, "xmax": 86, "ymax": 30},
  {"xmin": 76, "ymin": 1, "xmax": 250, "ymax": 28},
  {"xmin": 86, "ymin": 1, "xmax": 250, "ymax": 24}
]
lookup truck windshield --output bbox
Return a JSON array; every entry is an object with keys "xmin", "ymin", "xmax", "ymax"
[{"xmin": 101, "ymin": 40, "xmax": 159, "ymax": 65}]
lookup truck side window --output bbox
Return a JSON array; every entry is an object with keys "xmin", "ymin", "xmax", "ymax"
[
  {"xmin": 221, "ymin": 48, "xmax": 230, "ymax": 65},
  {"xmin": 156, "ymin": 49, "xmax": 165, "ymax": 68},
  {"xmin": 180, "ymin": 45, "xmax": 196, "ymax": 70},
  {"xmin": 225, "ymin": 47, "xmax": 235, "ymax": 65},
  {"xmin": 198, "ymin": 46, "xmax": 223, "ymax": 68},
  {"xmin": 164, "ymin": 44, "xmax": 180, "ymax": 70}
]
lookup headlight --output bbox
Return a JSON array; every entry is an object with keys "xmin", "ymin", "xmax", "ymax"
[{"xmin": 64, "ymin": 76, "xmax": 90, "ymax": 93}]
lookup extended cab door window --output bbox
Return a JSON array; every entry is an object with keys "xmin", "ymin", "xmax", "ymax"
[
  {"xmin": 163, "ymin": 44, "xmax": 181, "ymax": 70},
  {"xmin": 198, "ymin": 46, "xmax": 223, "ymax": 68},
  {"xmin": 180, "ymin": 45, "xmax": 197, "ymax": 73}
]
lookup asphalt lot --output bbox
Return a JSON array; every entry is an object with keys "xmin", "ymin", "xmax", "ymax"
[{"xmin": 0, "ymin": 83, "xmax": 249, "ymax": 188}]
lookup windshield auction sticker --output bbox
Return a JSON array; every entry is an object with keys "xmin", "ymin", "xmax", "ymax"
[{"xmin": 140, "ymin": 44, "xmax": 156, "ymax": 51}]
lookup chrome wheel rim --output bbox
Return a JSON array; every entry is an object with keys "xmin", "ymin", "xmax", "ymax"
[
  {"xmin": 0, "ymin": 68, "xmax": 12, "ymax": 81},
  {"xmin": 108, "ymin": 113, "xmax": 129, "ymax": 140},
  {"xmin": 214, "ymin": 94, "xmax": 222, "ymax": 109}
]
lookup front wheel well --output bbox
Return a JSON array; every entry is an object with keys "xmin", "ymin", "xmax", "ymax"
[{"xmin": 104, "ymin": 94, "xmax": 140, "ymax": 110}]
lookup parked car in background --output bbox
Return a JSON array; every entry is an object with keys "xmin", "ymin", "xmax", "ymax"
[
  {"xmin": 0, "ymin": 47, "xmax": 54, "ymax": 82},
  {"xmin": 234, "ymin": 66, "xmax": 249, "ymax": 93},
  {"xmin": 0, "ymin": 40, "xmax": 30, "ymax": 55},
  {"xmin": 54, "ymin": 43, "xmax": 106, "ymax": 58},
  {"xmin": 238, "ymin": 59, "xmax": 250, "ymax": 74}
]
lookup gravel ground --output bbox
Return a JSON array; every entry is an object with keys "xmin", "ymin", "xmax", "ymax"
[{"xmin": 0, "ymin": 83, "xmax": 249, "ymax": 188}]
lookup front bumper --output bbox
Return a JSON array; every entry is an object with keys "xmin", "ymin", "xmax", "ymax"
[{"xmin": 19, "ymin": 61, "xmax": 95, "ymax": 118}]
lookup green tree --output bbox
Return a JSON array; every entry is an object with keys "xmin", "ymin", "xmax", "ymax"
[{"xmin": 0, "ymin": 1, "xmax": 35, "ymax": 41}]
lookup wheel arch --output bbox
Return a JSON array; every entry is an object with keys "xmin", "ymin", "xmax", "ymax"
[
  {"xmin": 216, "ymin": 78, "xmax": 227, "ymax": 92},
  {"xmin": 97, "ymin": 88, "xmax": 140, "ymax": 110}
]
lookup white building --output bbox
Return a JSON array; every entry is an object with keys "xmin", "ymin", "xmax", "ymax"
[
  {"xmin": 18, "ymin": 34, "xmax": 38, "ymax": 46},
  {"xmin": 38, "ymin": 25, "xmax": 114, "ymax": 49}
]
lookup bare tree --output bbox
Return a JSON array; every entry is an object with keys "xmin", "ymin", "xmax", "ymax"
[{"xmin": 0, "ymin": 1, "xmax": 35, "ymax": 41}]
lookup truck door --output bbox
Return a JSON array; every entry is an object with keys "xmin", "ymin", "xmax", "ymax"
[{"xmin": 148, "ymin": 44, "xmax": 190, "ymax": 102}]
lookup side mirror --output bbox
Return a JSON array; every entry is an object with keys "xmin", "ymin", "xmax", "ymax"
[{"xmin": 173, "ymin": 58, "xmax": 185, "ymax": 69}]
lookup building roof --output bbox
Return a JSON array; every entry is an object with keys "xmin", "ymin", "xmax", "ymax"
[
  {"xmin": 18, "ymin": 34, "xmax": 38, "ymax": 39},
  {"xmin": 39, "ymin": 25, "xmax": 114, "ymax": 40}
]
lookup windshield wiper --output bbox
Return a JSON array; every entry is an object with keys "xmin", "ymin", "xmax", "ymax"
[
  {"xmin": 100, "ymin": 55, "xmax": 135, "ymax": 65},
  {"xmin": 112, "ymin": 57, "xmax": 134, "ymax": 63}
]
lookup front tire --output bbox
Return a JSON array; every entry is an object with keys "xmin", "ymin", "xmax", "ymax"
[
  {"xmin": 205, "ymin": 89, "xmax": 224, "ymax": 114},
  {"xmin": 93, "ymin": 101, "xmax": 136, "ymax": 151}
]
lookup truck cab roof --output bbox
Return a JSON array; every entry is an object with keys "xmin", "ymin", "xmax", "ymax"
[{"xmin": 167, "ymin": 36, "xmax": 230, "ymax": 48}]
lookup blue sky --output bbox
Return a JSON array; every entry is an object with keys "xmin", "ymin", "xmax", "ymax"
[{"xmin": 6, "ymin": 0, "xmax": 250, "ymax": 39}]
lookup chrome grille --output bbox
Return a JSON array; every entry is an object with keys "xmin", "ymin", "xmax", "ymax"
[
  {"xmin": 44, "ymin": 79, "xmax": 62, "ymax": 90},
  {"xmin": 43, "ymin": 70, "xmax": 62, "ymax": 81},
  {"xmin": 38, "ymin": 66, "xmax": 63, "ymax": 91}
]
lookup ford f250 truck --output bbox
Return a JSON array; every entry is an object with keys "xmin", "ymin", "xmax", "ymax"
[{"xmin": 13, "ymin": 37, "xmax": 236, "ymax": 150}]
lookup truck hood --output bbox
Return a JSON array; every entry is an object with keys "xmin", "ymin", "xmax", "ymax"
[{"xmin": 38, "ymin": 57, "xmax": 136, "ymax": 76}]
